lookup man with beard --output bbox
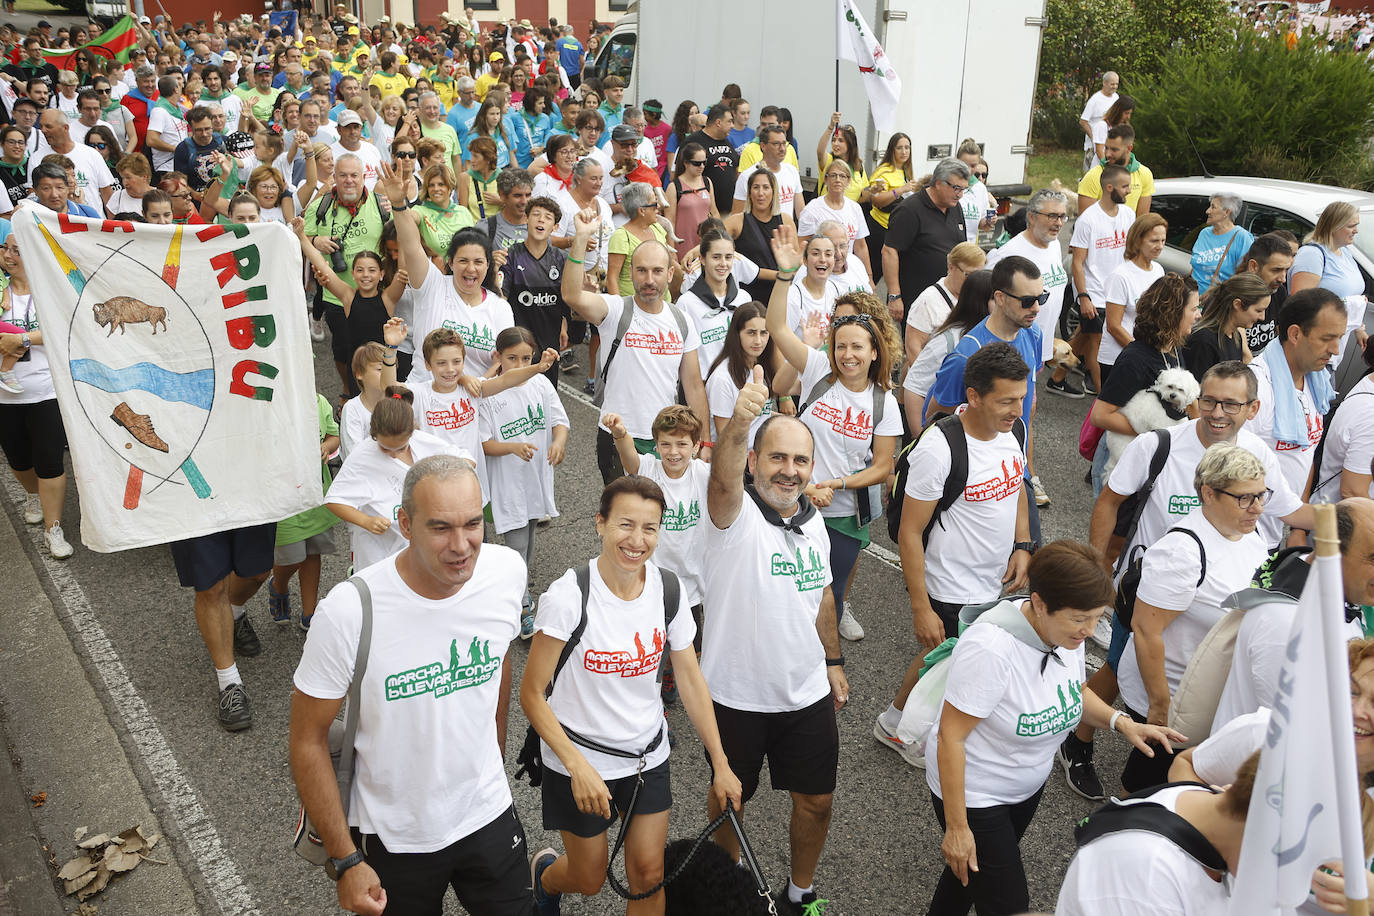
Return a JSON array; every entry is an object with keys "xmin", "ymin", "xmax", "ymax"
[
  {"xmin": 1240, "ymin": 232, "xmax": 1296, "ymax": 356},
  {"xmin": 561, "ymin": 209, "xmax": 708, "ymax": 483},
  {"xmin": 700, "ymin": 358, "xmax": 846, "ymax": 916},
  {"xmin": 1077, "ymin": 124, "xmax": 1155, "ymax": 217},
  {"xmin": 330, "ymin": 109, "xmax": 383, "ymax": 190}
]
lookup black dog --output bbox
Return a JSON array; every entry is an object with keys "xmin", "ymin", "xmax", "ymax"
[{"xmin": 663, "ymin": 837, "xmax": 774, "ymax": 915}]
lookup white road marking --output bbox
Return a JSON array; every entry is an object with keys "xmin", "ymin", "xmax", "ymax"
[{"xmin": 3, "ymin": 477, "xmax": 261, "ymax": 916}]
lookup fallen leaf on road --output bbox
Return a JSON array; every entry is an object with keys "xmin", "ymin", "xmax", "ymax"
[
  {"xmin": 30, "ymin": 791, "xmax": 46, "ymax": 807},
  {"xmin": 72, "ymin": 827, "xmax": 87, "ymax": 843},
  {"xmin": 62, "ymin": 869, "xmax": 98, "ymax": 895},
  {"xmin": 76, "ymin": 865, "xmax": 110, "ymax": 900},
  {"xmin": 75, "ymin": 834, "xmax": 108, "ymax": 850},
  {"xmin": 56, "ymin": 857, "xmax": 95, "ymax": 881}
]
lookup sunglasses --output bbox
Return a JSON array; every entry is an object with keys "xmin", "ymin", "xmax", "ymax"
[
  {"xmin": 999, "ymin": 289, "xmax": 1050, "ymax": 309},
  {"xmin": 393, "ymin": 150, "xmax": 417, "ymax": 158},
  {"xmin": 89, "ymin": 142, "xmax": 107, "ymax": 149},
  {"xmin": 687, "ymin": 159, "xmax": 706, "ymax": 166}
]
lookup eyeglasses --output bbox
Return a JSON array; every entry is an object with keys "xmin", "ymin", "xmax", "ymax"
[
  {"xmin": 170, "ymin": 191, "xmax": 193, "ymax": 199},
  {"xmin": 688, "ymin": 159, "xmax": 706, "ymax": 166},
  {"xmin": 1031, "ymin": 210, "xmax": 1068, "ymax": 222},
  {"xmin": 95, "ymin": 87, "xmax": 111, "ymax": 94},
  {"xmin": 89, "ymin": 142, "xmax": 107, "ymax": 149},
  {"xmin": 1213, "ymin": 487, "xmax": 1272, "ymax": 509},
  {"xmin": 941, "ymin": 178, "xmax": 968, "ymax": 197},
  {"xmin": 393, "ymin": 150, "xmax": 417, "ymax": 158},
  {"xmin": 999, "ymin": 289, "xmax": 1050, "ymax": 309},
  {"xmin": 1197, "ymin": 396, "xmax": 1253, "ymax": 416}
]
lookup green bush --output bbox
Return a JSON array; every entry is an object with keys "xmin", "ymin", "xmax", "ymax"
[
  {"xmin": 1132, "ymin": 29, "xmax": 1374, "ymax": 187},
  {"xmin": 1032, "ymin": 93, "xmax": 1087, "ymax": 150}
]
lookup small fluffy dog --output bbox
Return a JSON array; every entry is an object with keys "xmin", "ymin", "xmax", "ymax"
[{"xmin": 1102, "ymin": 367, "xmax": 1200, "ymax": 476}]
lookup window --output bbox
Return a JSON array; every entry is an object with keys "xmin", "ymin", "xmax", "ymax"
[
  {"xmin": 596, "ymin": 32, "xmax": 634, "ymax": 82},
  {"xmin": 1151, "ymin": 194, "xmax": 1210, "ymax": 252},
  {"xmin": 609, "ymin": 0, "xmax": 632, "ymax": 9}
]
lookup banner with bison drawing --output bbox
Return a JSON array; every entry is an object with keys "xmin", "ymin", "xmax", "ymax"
[{"xmin": 11, "ymin": 203, "xmax": 321, "ymax": 552}]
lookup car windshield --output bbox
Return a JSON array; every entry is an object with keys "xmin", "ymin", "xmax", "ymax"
[{"xmin": 1355, "ymin": 208, "xmax": 1374, "ymax": 264}]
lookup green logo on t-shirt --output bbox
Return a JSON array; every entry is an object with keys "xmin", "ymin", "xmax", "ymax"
[
  {"xmin": 700, "ymin": 325, "xmax": 727, "ymax": 345},
  {"xmin": 1168, "ymin": 494, "xmax": 1200, "ymax": 515},
  {"xmin": 500, "ymin": 404, "xmax": 545, "ymax": 439},
  {"xmin": 770, "ymin": 545, "xmax": 826, "ymax": 591},
  {"xmin": 663, "ymin": 499, "xmax": 699, "ymax": 531},
  {"xmin": 442, "ymin": 319, "xmax": 496, "ymax": 352},
  {"xmin": 1044, "ymin": 261, "xmax": 1068, "ymax": 289},
  {"xmin": 384, "ymin": 638, "xmax": 502, "ymax": 701},
  {"xmin": 1016, "ymin": 681, "xmax": 1082, "ymax": 737}
]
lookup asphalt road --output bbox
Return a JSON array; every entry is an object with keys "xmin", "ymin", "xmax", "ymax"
[{"xmin": 0, "ymin": 325, "xmax": 1125, "ymax": 916}]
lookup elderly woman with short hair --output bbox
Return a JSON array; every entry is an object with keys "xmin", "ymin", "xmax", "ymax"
[
  {"xmin": 1189, "ymin": 192, "xmax": 1254, "ymax": 294},
  {"xmin": 606, "ymin": 181, "xmax": 680, "ymax": 298},
  {"xmin": 1117, "ymin": 442, "xmax": 1271, "ymax": 791}
]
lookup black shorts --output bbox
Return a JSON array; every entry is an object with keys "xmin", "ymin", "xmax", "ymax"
[
  {"xmin": 170, "ymin": 522, "xmax": 276, "ymax": 593},
  {"xmin": 541, "ymin": 757, "xmax": 671, "ymax": 838},
  {"xmin": 353, "ymin": 804, "xmax": 534, "ymax": 916},
  {"xmin": 0, "ymin": 399, "xmax": 67, "ymax": 479},
  {"xmin": 929, "ymin": 598, "xmax": 965, "ymax": 640},
  {"xmin": 1077, "ymin": 311, "xmax": 1104, "ymax": 334},
  {"xmin": 324, "ymin": 301, "xmax": 351, "ymax": 365},
  {"xmin": 710, "ymin": 695, "xmax": 838, "ymax": 801}
]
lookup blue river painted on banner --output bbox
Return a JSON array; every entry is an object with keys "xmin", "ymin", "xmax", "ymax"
[{"xmin": 70, "ymin": 360, "xmax": 214, "ymax": 411}]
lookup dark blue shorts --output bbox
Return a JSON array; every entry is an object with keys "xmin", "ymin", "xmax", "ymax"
[
  {"xmin": 541, "ymin": 756, "xmax": 671, "ymax": 838},
  {"xmin": 170, "ymin": 522, "xmax": 276, "ymax": 592}
]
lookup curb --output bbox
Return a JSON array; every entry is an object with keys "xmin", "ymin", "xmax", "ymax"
[{"xmin": 0, "ymin": 724, "xmax": 65, "ymax": 916}]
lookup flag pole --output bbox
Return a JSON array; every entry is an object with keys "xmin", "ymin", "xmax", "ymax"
[{"xmin": 834, "ymin": 59, "xmax": 839, "ymax": 117}]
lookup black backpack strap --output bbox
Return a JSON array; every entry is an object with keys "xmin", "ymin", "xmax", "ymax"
[
  {"xmin": 657, "ymin": 568, "xmax": 680, "ymax": 685},
  {"xmin": 1310, "ymin": 386, "xmax": 1374, "ymax": 497},
  {"xmin": 548, "ymin": 564, "xmax": 592, "ymax": 697},
  {"xmin": 1163, "ymin": 526, "xmax": 1207, "ymax": 587},
  {"xmin": 923, "ymin": 414, "xmax": 968, "ymax": 546},
  {"xmin": 1118, "ymin": 428, "xmax": 1172, "ymax": 563},
  {"xmin": 1074, "ymin": 785, "xmax": 1227, "ymax": 873},
  {"xmin": 593, "ymin": 296, "xmax": 638, "ymax": 406}
]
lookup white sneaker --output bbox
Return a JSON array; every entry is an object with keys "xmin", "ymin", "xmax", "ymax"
[
  {"xmin": 23, "ymin": 494, "xmax": 42, "ymax": 525},
  {"xmin": 45, "ymin": 523, "xmax": 74, "ymax": 559},
  {"xmin": 838, "ymin": 603, "xmax": 865, "ymax": 641},
  {"xmin": 1089, "ymin": 611, "xmax": 1114, "ymax": 651},
  {"xmin": 309, "ymin": 316, "xmax": 327, "ymax": 342},
  {"xmin": 0, "ymin": 368, "xmax": 21, "ymax": 394},
  {"xmin": 1029, "ymin": 475, "xmax": 1051, "ymax": 507},
  {"xmin": 873, "ymin": 715, "xmax": 926, "ymax": 768}
]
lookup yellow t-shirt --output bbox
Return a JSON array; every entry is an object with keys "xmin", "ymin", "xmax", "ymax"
[
  {"xmin": 738, "ymin": 139, "xmax": 799, "ymax": 172},
  {"xmin": 820, "ymin": 152, "xmax": 870, "ymax": 203},
  {"xmin": 1077, "ymin": 161, "xmax": 1156, "ymax": 214},
  {"xmin": 868, "ymin": 162, "xmax": 910, "ymax": 229},
  {"xmin": 426, "ymin": 76, "xmax": 460, "ymax": 109},
  {"xmin": 369, "ymin": 71, "xmax": 414, "ymax": 98},
  {"xmin": 608, "ymin": 222, "xmax": 671, "ymax": 297},
  {"xmin": 474, "ymin": 71, "xmax": 500, "ymax": 101}
]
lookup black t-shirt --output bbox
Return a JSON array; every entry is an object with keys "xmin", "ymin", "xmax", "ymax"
[
  {"xmin": 1100, "ymin": 342, "xmax": 1178, "ymax": 408},
  {"xmin": 1181, "ymin": 326, "xmax": 1245, "ymax": 382},
  {"xmin": 884, "ymin": 189, "xmax": 966, "ymax": 313},
  {"xmin": 174, "ymin": 137, "xmax": 225, "ymax": 192},
  {"xmin": 0, "ymin": 159, "xmax": 28, "ymax": 209},
  {"xmin": 1244, "ymin": 283, "xmax": 1286, "ymax": 356},
  {"xmin": 686, "ymin": 129, "xmax": 738, "ymax": 215},
  {"xmin": 501, "ymin": 241, "xmax": 570, "ymax": 352},
  {"xmin": 329, "ymin": 16, "xmax": 352, "ymax": 38}
]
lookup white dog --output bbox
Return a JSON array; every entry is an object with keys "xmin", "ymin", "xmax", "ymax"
[{"xmin": 1102, "ymin": 367, "xmax": 1201, "ymax": 477}]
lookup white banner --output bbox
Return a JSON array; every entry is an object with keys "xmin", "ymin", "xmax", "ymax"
[
  {"xmin": 12, "ymin": 205, "xmax": 321, "ymax": 552},
  {"xmin": 835, "ymin": 0, "xmax": 902, "ymax": 133},
  {"xmin": 1228, "ymin": 549, "xmax": 1367, "ymax": 913}
]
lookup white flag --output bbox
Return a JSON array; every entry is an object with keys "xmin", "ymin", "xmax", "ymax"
[
  {"xmin": 1228, "ymin": 550, "xmax": 1367, "ymax": 913},
  {"xmin": 835, "ymin": 0, "xmax": 901, "ymax": 133}
]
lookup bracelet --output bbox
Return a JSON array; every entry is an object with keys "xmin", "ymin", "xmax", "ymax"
[
  {"xmin": 825, "ymin": 656, "xmax": 845, "ymax": 667},
  {"xmin": 1108, "ymin": 710, "xmax": 1125, "ymax": 734},
  {"xmin": 775, "ymin": 268, "xmax": 798, "ymax": 280},
  {"xmin": 887, "ymin": 293, "xmax": 902, "ymax": 301},
  {"xmin": 698, "ymin": 440, "xmax": 713, "ymax": 448},
  {"xmin": 837, "ymin": 478, "xmax": 846, "ymax": 490},
  {"xmin": 382, "ymin": 359, "xmax": 396, "ymax": 366},
  {"xmin": 568, "ymin": 255, "xmax": 585, "ymax": 264},
  {"xmin": 778, "ymin": 395, "xmax": 793, "ymax": 404},
  {"xmin": 392, "ymin": 199, "xmax": 410, "ymax": 211},
  {"xmin": 385, "ymin": 343, "xmax": 399, "ymax": 349}
]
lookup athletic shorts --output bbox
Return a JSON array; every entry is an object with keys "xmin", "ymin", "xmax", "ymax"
[
  {"xmin": 541, "ymin": 757, "xmax": 671, "ymax": 838},
  {"xmin": 170, "ymin": 522, "xmax": 276, "ymax": 593},
  {"xmin": 273, "ymin": 528, "xmax": 336, "ymax": 566},
  {"xmin": 324, "ymin": 301, "xmax": 351, "ymax": 365},
  {"xmin": 1078, "ymin": 311, "xmax": 1104, "ymax": 334},
  {"xmin": 0, "ymin": 399, "xmax": 67, "ymax": 479},
  {"xmin": 929, "ymin": 598, "xmax": 965, "ymax": 640},
  {"xmin": 710, "ymin": 695, "xmax": 839, "ymax": 800}
]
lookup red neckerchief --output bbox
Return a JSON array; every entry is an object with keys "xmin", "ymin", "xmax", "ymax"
[{"xmin": 337, "ymin": 186, "xmax": 366, "ymax": 217}]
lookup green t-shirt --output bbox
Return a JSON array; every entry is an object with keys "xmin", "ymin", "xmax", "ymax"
[
  {"xmin": 303, "ymin": 191, "xmax": 388, "ymax": 307},
  {"xmin": 234, "ymin": 85, "xmax": 279, "ymax": 124},
  {"xmin": 418, "ymin": 201, "xmax": 475, "ymax": 258},
  {"xmin": 276, "ymin": 394, "xmax": 341, "ymax": 546},
  {"xmin": 418, "ymin": 120, "xmax": 462, "ymax": 167}
]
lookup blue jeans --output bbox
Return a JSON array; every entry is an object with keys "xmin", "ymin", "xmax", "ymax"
[{"xmin": 1091, "ymin": 436, "xmax": 1110, "ymax": 497}]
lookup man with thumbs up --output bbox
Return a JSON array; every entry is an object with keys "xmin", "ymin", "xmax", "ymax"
[{"xmin": 700, "ymin": 366, "xmax": 846, "ymax": 915}]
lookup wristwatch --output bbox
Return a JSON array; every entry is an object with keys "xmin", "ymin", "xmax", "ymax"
[
  {"xmin": 1076, "ymin": 293, "xmax": 1091, "ymax": 301},
  {"xmin": 886, "ymin": 293, "xmax": 902, "ymax": 302},
  {"xmin": 1013, "ymin": 540, "xmax": 1038, "ymax": 555},
  {"xmin": 20, "ymin": 334, "xmax": 30, "ymax": 349},
  {"xmin": 326, "ymin": 849, "xmax": 365, "ymax": 881}
]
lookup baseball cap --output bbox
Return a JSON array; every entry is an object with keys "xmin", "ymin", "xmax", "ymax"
[
  {"xmin": 611, "ymin": 124, "xmax": 639, "ymax": 144},
  {"xmin": 138, "ymin": 14, "xmax": 150, "ymax": 24},
  {"xmin": 336, "ymin": 110, "xmax": 363, "ymax": 127},
  {"xmin": 347, "ymin": 25, "xmax": 360, "ymax": 35},
  {"xmin": 488, "ymin": 50, "xmax": 504, "ymax": 61},
  {"xmin": 36, "ymin": 19, "xmax": 49, "ymax": 28},
  {"xmin": 221, "ymin": 50, "xmax": 238, "ymax": 62},
  {"xmin": 303, "ymin": 34, "xmax": 317, "ymax": 43},
  {"xmin": 254, "ymin": 62, "xmax": 271, "ymax": 73},
  {"xmin": 223, "ymin": 131, "xmax": 255, "ymax": 156}
]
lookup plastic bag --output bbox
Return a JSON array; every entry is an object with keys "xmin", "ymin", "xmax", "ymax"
[{"xmin": 895, "ymin": 651, "xmax": 955, "ymax": 751}]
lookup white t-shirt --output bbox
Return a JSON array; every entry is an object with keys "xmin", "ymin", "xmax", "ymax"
[
  {"xmin": 1249, "ymin": 358, "xmax": 1322, "ymax": 545},
  {"xmin": 410, "ymin": 379, "xmax": 491, "ymax": 500},
  {"xmin": 798, "ymin": 348, "xmax": 901, "ymax": 520},
  {"xmin": 1106, "ymin": 423, "xmax": 1301, "ymax": 557},
  {"xmin": 103, "ymin": 187, "xmax": 145, "ymax": 217},
  {"xmin": 1055, "ymin": 785, "xmax": 1231, "ymax": 916},
  {"xmin": 786, "ymin": 278, "xmax": 840, "ymax": 340},
  {"xmin": 535, "ymin": 562, "xmax": 695, "ymax": 779},
  {"xmin": 339, "ymin": 396, "xmax": 371, "ymax": 462},
  {"xmin": 906, "ymin": 278, "xmax": 956, "ymax": 335},
  {"xmin": 554, "ymin": 191, "xmax": 613, "ymax": 272},
  {"xmin": 926, "ymin": 609, "xmax": 1087, "ymax": 807},
  {"xmin": 594, "ymin": 293, "xmax": 702, "ymax": 439},
  {"xmin": 146, "ymin": 105, "xmax": 187, "ymax": 171},
  {"xmin": 479, "ymin": 375, "xmax": 569, "ymax": 533},
  {"xmin": 30, "ymin": 142, "xmax": 113, "ymax": 213},
  {"xmin": 1117, "ymin": 509, "xmax": 1270, "ymax": 714},
  {"xmin": 678, "ymin": 283, "xmax": 750, "ymax": 380},
  {"xmin": 797, "ymin": 195, "xmax": 869, "ymax": 245},
  {"xmin": 636, "ymin": 454, "xmax": 710, "ymax": 607},
  {"xmin": 325, "ymin": 431, "xmax": 471, "ymax": 572},
  {"xmin": 0, "ymin": 291, "xmax": 53, "ymax": 405},
  {"xmin": 407, "ymin": 264, "xmax": 515, "ymax": 380},
  {"xmin": 67, "ymin": 117, "xmax": 113, "ymax": 147},
  {"xmin": 905, "ymin": 416, "xmax": 1025, "ymax": 603},
  {"xmin": 1100, "ymin": 259, "xmax": 1165, "ymax": 366},
  {"xmin": 292, "ymin": 548, "xmax": 523, "ymax": 853},
  {"xmin": 1079, "ymin": 89, "xmax": 1118, "ymax": 153},
  {"xmin": 795, "ymin": 252, "xmax": 870, "ymax": 295},
  {"xmin": 701, "ymin": 496, "xmax": 833, "ymax": 713},
  {"xmin": 959, "ymin": 179, "xmax": 992, "ymax": 244},
  {"xmin": 706, "ymin": 362, "xmax": 775, "ymax": 445},
  {"xmin": 331, "ymin": 140, "xmax": 384, "ymax": 190},
  {"xmin": 217, "ymin": 93, "xmax": 244, "ymax": 133},
  {"xmin": 1193, "ymin": 708, "xmax": 1270, "ymax": 786},
  {"xmin": 682, "ymin": 254, "xmax": 760, "ymax": 290},
  {"xmin": 1069, "ymin": 201, "xmax": 1133, "ymax": 307},
  {"xmin": 903, "ymin": 328, "xmax": 963, "ymax": 400},
  {"xmin": 733, "ymin": 162, "xmax": 803, "ymax": 215},
  {"xmin": 1312, "ymin": 374, "xmax": 1374, "ymax": 504},
  {"xmin": 985, "ymin": 233, "xmax": 1068, "ymax": 361}
]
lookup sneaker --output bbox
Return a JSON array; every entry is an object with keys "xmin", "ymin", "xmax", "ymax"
[
  {"xmin": 233, "ymin": 615, "xmax": 262, "ymax": 657},
  {"xmin": 537, "ymin": 515, "xmax": 551, "ymax": 526},
  {"xmin": 1057, "ymin": 734, "xmax": 1106, "ymax": 801},
  {"xmin": 0, "ymin": 368, "xmax": 22, "ymax": 394},
  {"xmin": 44, "ymin": 523, "xmax": 73, "ymax": 559},
  {"xmin": 309, "ymin": 316, "xmax": 327, "ymax": 342},
  {"xmin": 1029, "ymin": 475, "xmax": 1051, "ymax": 508},
  {"xmin": 582, "ymin": 378, "xmax": 595, "ymax": 396},
  {"xmin": 1046, "ymin": 376, "xmax": 1085, "ymax": 399},
  {"xmin": 299, "ymin": 613, "xmax": 313, "ymax": 633},
  {"xmin": 1082, "ymin": 374, "xmax": 1098, "ymax": 396},
  {"xmin": 531, "ymin": 847, "xmax": 561, "ymax": 915},
  {"xmin": 268, "ymin": 580, "xmax": 292, "ymax": 625},
  {"xmin": 660, "ymin": 666, "xmax": 678, "ymax": 706},
  {"xmin": 217, "ymin": 683, "xmax": 253, "ymax": 732},
  {"xmin": 873, "ymin": 715, "xmax": 926, "ymax": 768},
  {"xmin": 520, "ymin": 611, "xmax": 535, "ymax": 640},
  {"xmin": 775, "ymin": 890, "xmax": 830, "ymax": 915},
  {"xmin": 23, "ymin": 493, "xmax": 42, "ymax": 525},
  {"xmin": 558, "ymin": 350, "xmax": 579, "ymax": 372},
  {"xmin": 1090, "ymin": 615, "xmax": 1115, "ymax": 652},
  {"xmin": 837, "ymin": 603, "xmax": 865, "ymax": 641}
]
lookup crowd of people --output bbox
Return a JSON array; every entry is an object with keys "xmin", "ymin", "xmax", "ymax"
[{"xmin": 2, "ymin": 5, "xmax": 1374, "ymax": 916}]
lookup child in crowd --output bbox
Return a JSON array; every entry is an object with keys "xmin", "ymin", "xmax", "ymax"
[
  {"xmin": 339, "ymin": 318, "xmax": 406, "ymax": 458},
  {"xmin": 480, "ymin": 326, "xmax": 570, "ymax": 635}
]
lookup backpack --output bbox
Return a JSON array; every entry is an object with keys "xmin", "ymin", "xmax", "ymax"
[
  {"xmin": 1114, "ymin": 526, "xmax": 1206, "ymax": 632},
  {"xmin": 1073, "ymin": 783, "xmax": 1228, "ymax": 873},
  {"xmin": 799, "ymin": 374, "xmax": 886, "ymax": 528},
  {"xmin": 888, "ymin": 412, "xmax": 1027, "ymax": 545},
  {"xmin": 514, "ymin": 564, "xmax": 681, "ymax": 786},
  {"xmin": 1109, "ymin": 428, "xmax": 1173, "ymax": 557},
  {"xmin": 1307, "ymin": 386, "xmax": 1374, "ymax": 499},
  {"xmin": 592, "ymin": 296, "xmax": 690, "ymax": 408}
]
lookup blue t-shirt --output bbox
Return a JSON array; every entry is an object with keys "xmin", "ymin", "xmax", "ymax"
[
  {"xmin": 1290, "ymin": 242, "xmax": 1365, "ymax": 299},
  {"xmin": 1190, "ymin": 225, "xmax": 1253, "ymax": 293},
  {"xmin": 522, "ymin": 111, "xmax": 551, "ymax": 150},
  {"xmin": 728, "ymin": 126, "xmax": 755, "ymax": 150},
  {"xmin": 556, "ymin": 36, "xmax": 583, "ymax": 75},
  {"xmin": 446, "ymin": 100, "xmax": 480, "ymax": 147},
  {"xmin": 926, "ymin": 318, "xmax": 1043, "ymax": 427},
  {"xmin": 503, "ymin": 110, "xmax": 532, "ymax": 168}
]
